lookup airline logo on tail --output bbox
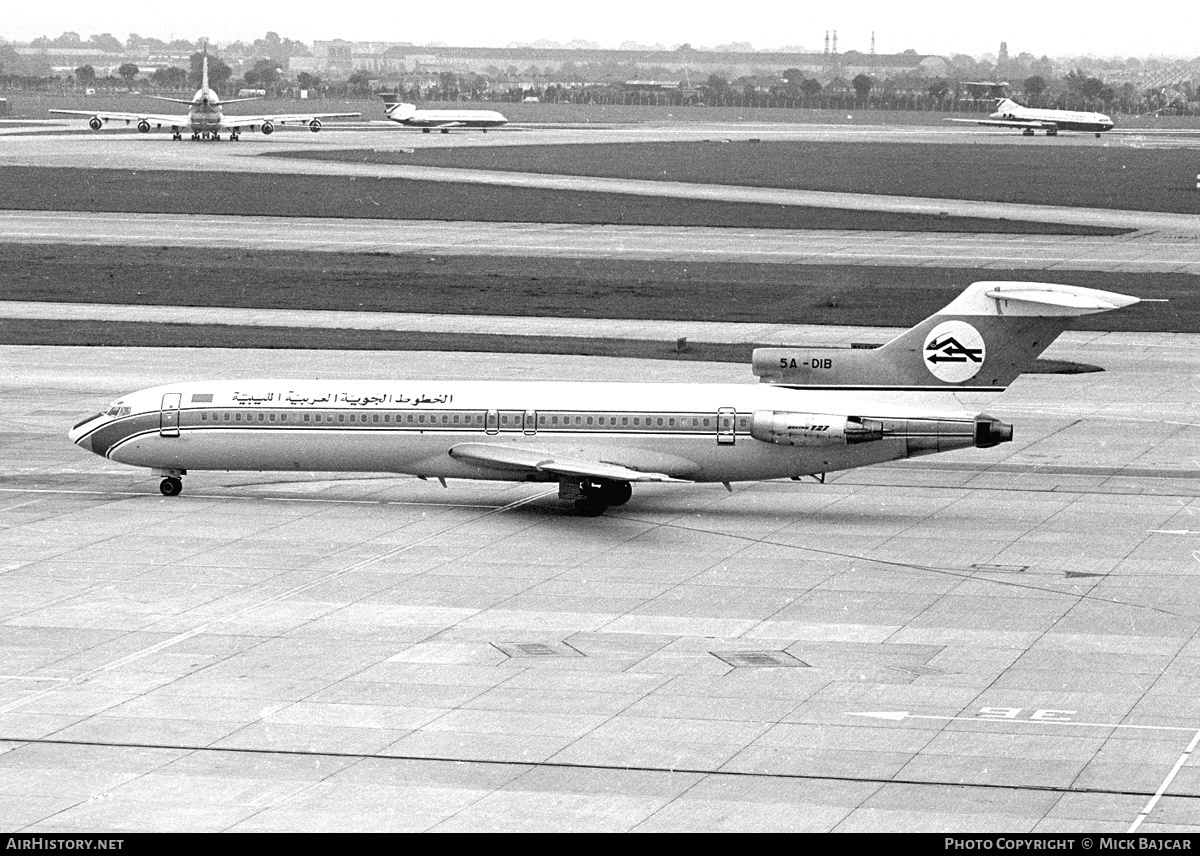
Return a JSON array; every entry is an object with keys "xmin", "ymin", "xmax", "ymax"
[{"xmin": 923, "ymin": 321, "xmax": 985, "ymax": 382}]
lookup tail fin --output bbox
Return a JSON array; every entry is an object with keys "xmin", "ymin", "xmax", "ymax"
[
  {"xmin": 202, "ymin": 45, "xmax": 209, "ymax": 91},
  {"xmin": 753, "ymin": 281, "xmax": 1139, "ymax": 390},
  {"xmin": 378, "ymin": 94, "xmax": 415, "ymax": 119}
]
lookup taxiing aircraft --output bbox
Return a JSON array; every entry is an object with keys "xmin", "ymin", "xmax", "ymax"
[
  {"xmin": 69, "ymin": 281, "xmax": 1137, "ymax": 515},
  {"xmin": 379, "ymin": 94, "xmax": 508, "ymax": 133},
  {"xmin": 51, "ymin": 53, "xmax": 359, "ymax": 141},
  {"xmin": 948, "ymin": 98, "xmax": 1114, "ymax": 137}
]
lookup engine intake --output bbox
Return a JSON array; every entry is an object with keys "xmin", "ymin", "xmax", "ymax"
[
  {"xmin": 308, "ymin": 118, "xmax": 322, "ymax": 132},
  {"xmin": 261, "ymin": 121, "xmax": 274, "ymax": 135},
  {"xmin": 88, "ymin": 116, "xmax": 103, "ymax": 131}
]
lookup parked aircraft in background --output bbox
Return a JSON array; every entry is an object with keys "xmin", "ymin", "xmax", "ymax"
[
  {"xmin": 51, "ymin": 52, "xmax": 359, "ymax": 141},
  {"xmin": 378, "ymin": 94, "xmax": 508, "ymax": 132},
  {"xmin": 948, "ymin": 98, "xmax": 1114, "ymax": 137},
  {"xmin": 69, "ymin": 282, "xmax": 1138, "ymax": 516}
]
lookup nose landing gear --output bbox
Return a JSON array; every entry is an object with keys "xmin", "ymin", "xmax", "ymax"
[{"xmin": 154, "ymin": 469, "xmax": 186, "ymax": 496}]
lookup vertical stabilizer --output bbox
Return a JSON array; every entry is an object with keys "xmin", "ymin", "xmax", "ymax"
[
  {"xmin": 752, "ymin": 281, "xmax": 1140, "ymax": 390},
  {"xmin": 202, "ymin": 46, "xmax": 209, "ymax": 91}
]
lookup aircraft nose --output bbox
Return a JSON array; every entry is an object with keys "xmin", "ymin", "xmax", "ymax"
[{"xmin": 69, "ymin": 413, "xmax": 103, "ymax": 451}]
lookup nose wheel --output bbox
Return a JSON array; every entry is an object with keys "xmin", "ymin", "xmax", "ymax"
[{"xmin": 159, "ymin": 477, "xmax": 183, "ymax": 497}]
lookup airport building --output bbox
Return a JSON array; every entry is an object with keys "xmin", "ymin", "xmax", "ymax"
[{"xmin": 290, "ymin": 42, "xmax": 949, "ymax": 83}]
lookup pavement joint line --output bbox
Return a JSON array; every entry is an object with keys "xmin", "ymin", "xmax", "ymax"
[
  {"xmin": 0, "ymin": 735, "xmax": 1183, "ymax": 800},
  {"xmin": 1129, "ymin": 728, "xmax": 1200, "ymax": 831},
  {"xmin": 0, "ymin": 486, "xmax": 556, "ymax": 717},
  {"xmin": 0, "ymin": 485, "xmax": 516, "ymax": 509},
  {"xmin": 608, "ymin": 513, "xmax": 1192, "ymax": 618}
]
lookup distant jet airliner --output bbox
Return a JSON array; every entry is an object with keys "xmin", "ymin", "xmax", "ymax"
[
  {"xmin": 379, "ymin": 94, "xmax": 508, "ymax": 132},
  {"xmin": 69, "ymin": 281, "xmax": 1137, "ymax": 516},
  {"xmin": 948, "ymin": 98, "xmax": 1114, "ymax": 137},
  {"xmin": 51, "ymin": 52, "xmax": 359, "ymax": 141}
]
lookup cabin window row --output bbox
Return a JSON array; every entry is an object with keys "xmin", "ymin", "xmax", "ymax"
[
  {"xmin": 197, "ymin": 410, "xmax": 487, "ymax": 426},
  {"xmin": 191, "ymin": 410, "xmax": 751, "ymax": 432}
]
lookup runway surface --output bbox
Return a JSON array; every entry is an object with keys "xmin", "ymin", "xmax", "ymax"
[
  {"xmin": 3, "ymin": 341, "xmax": 1200, "ymax": 832},
  {"xmin": 4, "ymin": 124, "xmax": 1200, "ymax": 232},
  {"xmin": 5, "ymin": 210, "xmax": 1200, "ymax": 273}
]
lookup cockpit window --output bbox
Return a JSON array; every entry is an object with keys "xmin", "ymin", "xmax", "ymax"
[{"xmin": 104, "ymin": 401, "xmax": 132, "ymax": 417}]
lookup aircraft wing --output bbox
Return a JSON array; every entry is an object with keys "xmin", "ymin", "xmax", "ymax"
[
  {"xmin": 945, "ymin": 117, "xmax": 1050, "ymax": 130},
  {"xmin": 448, "ymin": 443, "xmax": 690, "ymax": 483},
  {"xmin": 220, "ymin": 112, "xmax": 360, "ymax": 130},
  {"xmin": 50, "ymin": 109, "xmax": 190, "ymax": 126},
  {"xmin": 426, "ymin": 121, "xmax": 466, "ymax": 130}
]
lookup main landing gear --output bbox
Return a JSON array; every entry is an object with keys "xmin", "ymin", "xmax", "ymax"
[
  {"xmin": 560, "ymin": 478, "xmax": 632, "ymax": 517},
  {"xmin": 154, "ymin": 469, "xmax": 186, "ymax": 496}
]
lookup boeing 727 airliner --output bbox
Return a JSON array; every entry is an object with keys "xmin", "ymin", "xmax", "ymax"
[
  {"xmin": 947, "ymin": 98, "xmax": 1114, "ymax": 137},
  {"xmin": 51, "ymin": 52, "xmax": 359, "ymax": 141},
  {"xmin": 69, "ymin": 281, "xmax": 1138, "ymax": 515}
]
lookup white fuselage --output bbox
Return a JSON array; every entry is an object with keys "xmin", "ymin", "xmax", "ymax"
[
  {"xmin": 384, "ymin": 105, "xmax": 508, "ymax": 128},
  {"xmin": 69, "ymin": 379, "xmax": 991, "ymax": 485},
  {"xmin": 990, "ymin": 104, "xmax": 1113, "ymax": 133},
  {"xmin": 186, "ymin": 87, "xmax": 224, "ymax": 133}
]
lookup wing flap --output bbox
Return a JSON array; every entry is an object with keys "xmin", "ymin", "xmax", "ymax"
[
  {"xmin": 946, "ymin": 118, "xmax": 1047, "ymax": 129},
  {"xmin": 448, "ymin": 443, "xmax": 690, "ymax": 483}
]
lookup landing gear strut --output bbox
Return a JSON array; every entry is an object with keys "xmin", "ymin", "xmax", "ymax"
[
  {"xmin": 560, "ymin": 478, "xmax": 632, "ymax": 516},
  {"xmin": 154, "ymin": 468, "xmax": 186, "ymax": 496}
]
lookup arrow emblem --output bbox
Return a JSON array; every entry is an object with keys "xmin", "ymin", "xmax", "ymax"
[{"xmin": 926, "ymin": 335, "xmax": 983, "ymax": 363}]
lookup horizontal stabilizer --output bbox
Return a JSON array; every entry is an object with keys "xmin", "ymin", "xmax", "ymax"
[{"xmin": 981, "ymin": 283, "xmax": 1140, "ymax": 313}]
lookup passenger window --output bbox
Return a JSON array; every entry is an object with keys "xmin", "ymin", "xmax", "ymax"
[
  {"xmin": 621, "ymin": 417, "xmax": 628, "ymax": 426},
  {"xmin": 657, "ymin": 417, "xmax": 664, "ymax": 427},
  {"xmin": 223, "ymin": 413, "xmax": 230, "ymax": 422},
  {"xmin": 669, "ymin": 418, "xmax": 676, "ymax": 427},
  {"xmin": 201, "ymin": 413, "xmax": 207, "ymax": 421},
  {"xmin": 235, "ymin": 413, "xmax": 242, "ymax": 422}
]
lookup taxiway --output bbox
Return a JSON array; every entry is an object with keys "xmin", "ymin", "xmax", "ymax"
[{"xmin": 2, "ymin": 339, "xmax": 1200, "ymax": 831}]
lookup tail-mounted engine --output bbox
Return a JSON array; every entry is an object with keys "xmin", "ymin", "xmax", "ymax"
[
  {"xmin": 750, "ymin": 411, "xmax": 1011, "ymax": 453},
  {"xmin": 750, "ymin": 411, "xmax": 883, "ymax": 446}
]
